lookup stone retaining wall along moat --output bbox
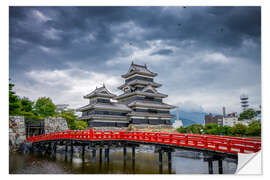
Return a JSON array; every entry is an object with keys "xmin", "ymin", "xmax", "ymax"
[
  {"xmin": 9, "ymin": 116, "xmax": 69, "ymax": 152},
  {"xmin": 9, "ymin": 116, "xmax": 26, "ymax": 152},
  {"xmin": 44, "ymin": 117, "xmax": 68, "ymax": 134}
]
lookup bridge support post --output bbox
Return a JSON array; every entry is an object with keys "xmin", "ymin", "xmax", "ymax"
[
  {"xmin": 99, "ymin": 148, "xmax": 103, "ymax": 162},
  {"xmin": 218, "ymin": 159, "xmax": 223, "ymax": 174},
  {"xmin": 92, "ymin": 149, "xmax": 96, "ymax": 162},
  {"xmin": 70, "ymin": 141, "xmax": 74, "ymax": 159},
  {"xmin": 159, "ymin": 149, "xmax": 163, "ymax": 165},
  {"xmin": 167, "ymin": 151, "xmax": 172, "ymax": 173},
  {"xmin": 46, "ymin": 142, "xmax": 52, "ymax": 154},
  {"xmin": 53, "ymin": 142, "xmax": 57, "ymax": 154},
  {"xmin": 167, "ymin": 151, "xmax": 172, "ymax": 163},
  {"xmin": 65, "ymin": 143, "xmax": 68, "ymax": 153},
  {"xmin": 208, "ymin": 159, "xmax": 213, "ymax": 174},
  {"xmin": 82, "ymin": 145, "xmax": 85, "ymax": 161},
  {"xmin": 132, "ymin": 146, "xmax": 135, "ymax": 161},
  {"xmin": 105, "ymin": 147, "xmax": 110, "ymax": 162},
  {"xmin": 123, "ymin": 146, "xmax": 127, "ymax": 161}
]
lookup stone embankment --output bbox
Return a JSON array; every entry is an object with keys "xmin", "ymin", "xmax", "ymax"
[
  {"xmin": 91, "ymin": 124, "xmax": 177, "ymax": 133},
  {"xmin": 129, "ymin": 124, "xmax": 178, "ymax": 133},
  {"xmin": 9, "ymin": 116, "xmax": 68, "ymax": 152},
  {"xmin": 9, "ymin": 116, "xmax": 26, "ymax": 152},
  {"xmin": 44, "ymin": 117, "xmax": 68, "ymax": 134}
]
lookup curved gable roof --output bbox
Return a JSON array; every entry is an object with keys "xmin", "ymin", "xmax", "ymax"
[
  {"xmin": 122, "ymin": 62, "xmax": 157, "ymax": 78},
  {"xmin": 84, "ymin": 85, "xmax": 116, "ymax": 99}
]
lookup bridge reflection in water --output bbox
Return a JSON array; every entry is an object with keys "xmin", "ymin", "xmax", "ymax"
[{"xmin": 30, "ymin": 144, "xmax": 237, "ymax": 174}]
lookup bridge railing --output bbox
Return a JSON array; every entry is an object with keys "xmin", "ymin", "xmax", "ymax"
[{"xmin": 27, "ymin": 129, "xmax": 261, "ymax": 154}]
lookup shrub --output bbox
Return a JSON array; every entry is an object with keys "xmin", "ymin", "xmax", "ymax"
[
  {"xmin": 246, "ymin": 121, "xmax": 261, "ymax": 136},
  {"xmin": 232, "ymin": 124, "xmax": 248, "ymax": 136}
]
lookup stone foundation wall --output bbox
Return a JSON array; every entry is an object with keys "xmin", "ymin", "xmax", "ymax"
[
  {"xmin": 129, "ymin": 124, "xmax": 172, "ymax": 129},
  {"xmin": 90, "ymin": 127, "xmax": 128, "ymax": 131},
  {"xmin": 44, "ymin": 117, "xmax": 68, "ymax": 134},
  {"xmin": 9, "ymin": 116, "xmax": 26, "ymax": 152},
  {"xmin": 128, "ymin": 124, "xmax": 176, "ymax": 133}
]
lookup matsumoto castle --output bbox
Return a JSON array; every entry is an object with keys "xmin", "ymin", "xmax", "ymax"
[{"xmin": 78, "ymin": 62, "xmax": 176, "ymax": 128}]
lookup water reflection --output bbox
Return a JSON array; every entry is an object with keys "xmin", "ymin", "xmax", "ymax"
[{"xmin": 9, "ymin": 145, "xmax": 237, "ymax": 174}]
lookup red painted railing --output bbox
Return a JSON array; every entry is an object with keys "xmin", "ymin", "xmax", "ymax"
[{"xmin": 27, "ymin": 130, "xmax": 261, "ymax": 154}]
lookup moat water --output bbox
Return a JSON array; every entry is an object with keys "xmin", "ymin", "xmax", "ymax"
[{"xmin": 9, "ymin": 146, "xmax": 237, "ymax": 174}]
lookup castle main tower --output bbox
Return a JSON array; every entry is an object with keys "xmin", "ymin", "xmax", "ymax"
[{"xmin": 115, "ymin": 62, "xmax": 176, "ymax": 126}]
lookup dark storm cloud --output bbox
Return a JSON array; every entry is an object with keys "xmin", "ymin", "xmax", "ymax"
[
  {"xmin": 9, "ymin": 6, "xmax": 261, "ymax": 113},
  {"xmin": 10, "ymin": 7, "xmax": 260, "ymax": 63},
  {"xmin": 151, "ymin": 49, "xmax": 173, "ymax": 56}
]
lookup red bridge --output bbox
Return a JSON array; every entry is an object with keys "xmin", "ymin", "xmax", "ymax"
[{"xmin": 27, "ymin": 129, "xmax": 261, "ymax": 154}]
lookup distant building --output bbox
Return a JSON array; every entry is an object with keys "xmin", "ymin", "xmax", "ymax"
[
  {"xmin": 78, "ymin": 62, "xmax": 176, "ymax": 128},
  {"xmin": 204, "ymin": 113, "xmax": 223, "ymax": 126},
  {"xmin": 240, "ymin": 94, "xmax": 249, "ymax": 111},
  {"xmin": 173, "ymin": 120, "xmax": 183, "ymax": 129},
  {"xmin": 223, "ymin": 112, "xmax": 238, "ymax": 127},
  {"xmin": 222, "ymin": 106, "xmax": 226, "ymax": 117},
  {"xmin": 172, "ymin": 108, "xmax": 183, "ymax": 128},
  {"xmin": 56, "ymin": 104, "xmax": 69, "ymax": 113}
]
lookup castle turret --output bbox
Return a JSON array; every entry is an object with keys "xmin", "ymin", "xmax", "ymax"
[{"xmin": 78, "ymin": 85, "xmax": 131, "ymax": 127}]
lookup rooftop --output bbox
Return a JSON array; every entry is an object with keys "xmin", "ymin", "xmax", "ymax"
[
  {"xmin": 84, "ymin": 84, "xmax": 116, "ymax": 99},
  {"xmin": 122, "ymin": 62, "xmax": 157, "ymax": 78},
  {"xmin": 115, "ymin": 91, "xmax": 168, "ymax": 100},
  {"xmin": 128, "ymin": 100, "xmax": 176, "ymax": 109},
  {"xmin": 118, "ymin": 79, "xmax": 162, "ymax": 90},
  {"xmin": 78, "ymin": 102, "xmax": 132, "ymax": 112}
]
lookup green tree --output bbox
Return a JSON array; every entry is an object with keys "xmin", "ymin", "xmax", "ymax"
[
  {"xmin": 246, "ymin": 121, "xmax": 261, "ymax": 136},
  {"xmin": 220, "ymin": 126, "xmax": 233, "ymax": 136},
  {"xmin": 20, "ymin": 97, "xmax": 34, "ymax": 112},
  {"xmin": 9, "ymin": 81, "xmax": 22, "ymax": 115},
  {"xmin": 177, "ymin": 127, "xmax": 187, "ymax": 133},
  {"xmin": 177, "ymin": 124, "xmax": 203, "ymax": 134},
  {"xmin": 238, "ymin": 109, "xmax": 257, "ymax": 120},
  {"xmin": 59, "ymin": 110, "xmax": 77, "ymax": 130},
  {"xmin": 34, "ymin": 97, "xmax": 56, "ymax": 117},
  {"xmin": 188, "ymin": 124, "xmax": 203, "ymax": 134},
  {"xmin": 74, "ymin": 120, "xmax": 88, "ymax": 130},
  {"xmin": 204, "ymin": 123, "xmax": 220, "ymax": 135},
  {"xmin": 232, "ymin": 124, "xmax": 248, "ymax": 136}
]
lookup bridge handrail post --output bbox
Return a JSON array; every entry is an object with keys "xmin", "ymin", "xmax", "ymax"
[
  {"xmin": 185, "ymin": 134, "xmax": 188, "ymax": 145},
  {"xmin": 203, "ymin": 136, "xmax": 208, "ymax": 148},
  {"xmin": 254, "ymin": 142, "xmax": 261, "ymax": 152},
  {"xmin": 169, "ymin": 134, "xmax": 173, "ymax": 143},
  {"xmin": 227, "ymin": 139, "xmax": 231, "ymax": 152},
  {"xmin": 120, "ymin": 131, "xmax": 124, "ymax": 140},
  {"xmin": 89, "ymin": 129, "xmax": 93, "ymax": 139}
]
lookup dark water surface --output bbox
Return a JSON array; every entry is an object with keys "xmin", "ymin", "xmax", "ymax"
[{"xmin": 9, "ymin": 146, "xmax": 237, "ymax": 174}]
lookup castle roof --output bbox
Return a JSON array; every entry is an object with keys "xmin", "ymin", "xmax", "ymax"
[
  {"xmin": 78, "ymin": 102, "xmax": 132, "ymax": 112},
  {"xmin": 115, "ymin": 91, "xmax": 168, "ymax": 100},
  {"xmin": 84, "ymin": 85, "xmax": 116, "ymax": 99},
  {"xmin": 121, "ymin": 62, "xmax": 157, "ymax": 78},
  {"xmin": 118, "ymin": 80, "xmax": 162, "ymax": 90},
  {"xmin": 127, "ymin": 100, "xmax": 176, "ymax": 109},
  {"xmin": 128, "ymin": 111, "xmax": 174, "ymax": 118}
]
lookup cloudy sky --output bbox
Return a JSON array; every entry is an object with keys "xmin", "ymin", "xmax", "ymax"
[{"xmin": 9, "ymin": 6, "xmax": 261, "ymax": 114}]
